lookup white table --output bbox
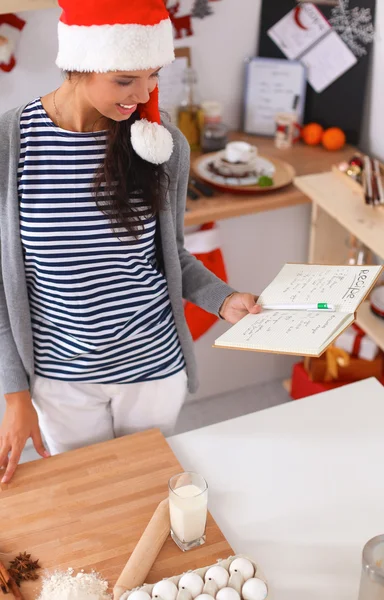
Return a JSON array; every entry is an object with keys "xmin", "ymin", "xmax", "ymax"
[{"xmin": 168, "ymin": 378, "xmax": 384, "ymax": 600}]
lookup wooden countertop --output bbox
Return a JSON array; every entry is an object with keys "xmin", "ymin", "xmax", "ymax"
[
  {"xmin": 0, "ymin": 430, "xmax": 232, "ymax": 599},
  {"xmin": 185, "ymin": 134, "xmax": 355, "ymax": 226}
]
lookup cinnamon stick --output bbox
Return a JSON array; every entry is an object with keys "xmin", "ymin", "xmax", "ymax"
[
  {"xmin": 0, "ymin": 561, "xmax": 10, "ymax": 592},
  {"xmin": 8, "ymin": 576, "xmax": 26, "ymax": 599},
  {"xmin": 0, "ymin": 561, "xmax": 10, "ymax": 584},
  {"xmin": 0, "ymin": 576, "xmax": 9, "ymax": 594},
  {"xmin": 0, "ymin": 561, "xmax": 25, "ymax": 599}
]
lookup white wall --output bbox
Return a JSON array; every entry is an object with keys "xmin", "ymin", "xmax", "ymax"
[
  {"xmin": 0, "ymin": 0, "xmax": 310, "ymax": 402},
  {"xmin": 0, "ymin": 0, "xmax": 261, "ymax": 126},
  {"xmin": 0, "ymin": 7, "xmax": 62, "ymax": 109},
  {"xmin": 172, "ymin": 0, "xmax": 261, "ymax": 129}
]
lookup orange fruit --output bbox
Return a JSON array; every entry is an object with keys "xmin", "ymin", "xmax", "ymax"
[
  {"xmin": 301, "ymin": 123, "xmax": 324, "ymax": 146},
  {"xmin": 322, "ymin": 127, "xmax": 346, "ymax": 151}
]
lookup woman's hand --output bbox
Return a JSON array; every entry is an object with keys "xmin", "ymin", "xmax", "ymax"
[
  {"xmin": 219, "ymin": 292, "xmax": 261, "ymax": 325},
  {"xmin": 0, "ymin": 391, "xmax": 50, "ymax": 483}
]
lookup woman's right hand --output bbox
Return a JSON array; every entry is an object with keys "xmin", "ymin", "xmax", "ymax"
[{"xmin": 0, "ymin": 390, "xmax": 50, "ymax": 483}]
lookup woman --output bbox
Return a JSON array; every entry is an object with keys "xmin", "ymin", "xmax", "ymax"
[{"xmin": 0, "ymin": 0, "xmax": 260, "ymax": 483}]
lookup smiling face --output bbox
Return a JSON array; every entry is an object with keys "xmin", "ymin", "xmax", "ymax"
[{"xmin": 79, "ymin": 67, "xmax": 161, "ymax": 122}]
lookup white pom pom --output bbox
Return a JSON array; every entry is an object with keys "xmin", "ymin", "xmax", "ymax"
[{"xmin": 131, "ymin": 119, "xmax": 174, "ymax": 164}]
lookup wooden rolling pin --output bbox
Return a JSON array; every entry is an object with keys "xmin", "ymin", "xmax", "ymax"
[{"xmin": 113, "ymin": 498, "xmax": 171, "ymax": 600}]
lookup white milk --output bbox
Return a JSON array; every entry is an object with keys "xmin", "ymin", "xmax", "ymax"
[{"xmin": 169, "ymin": 484, "xmax": 208, "ymax": 543}]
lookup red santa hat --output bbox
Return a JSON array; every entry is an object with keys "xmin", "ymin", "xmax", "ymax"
[{"xmin": 56, "ymin": 0, "xmax": 175, "ymax": 165}]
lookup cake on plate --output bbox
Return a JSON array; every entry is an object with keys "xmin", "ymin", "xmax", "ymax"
[{"xmin": 209, "ymin": 142, "xmax": 275, "ymax": 180}]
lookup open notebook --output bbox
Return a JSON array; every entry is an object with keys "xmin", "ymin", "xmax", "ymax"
[{"xmin": 214, "ymin": 264, "xmax": 383, "ymax": 357}]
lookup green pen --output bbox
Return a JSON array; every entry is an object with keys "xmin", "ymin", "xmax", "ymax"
[{"xmin": 261, "ymin": 303, "xmax": 336, "ymax": 312}]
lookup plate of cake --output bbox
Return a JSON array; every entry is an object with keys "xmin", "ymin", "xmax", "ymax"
[{"xmin": 193, "ymin": 141, "xmax": 295, "ymax": 194}]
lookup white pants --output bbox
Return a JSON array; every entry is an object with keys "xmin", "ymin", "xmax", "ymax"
[{"xmin": 31, "ymin": 370, "xmax": 187, "ymax": 455}]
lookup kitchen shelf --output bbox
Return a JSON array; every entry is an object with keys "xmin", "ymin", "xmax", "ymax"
[
  {"xmin": 295, "ymin": 172, "xmax": 384, "ymax": 261},
  {"xmin": 185, "ymin": 136, "xmax": 354, "ymax": 227},
  {"xmin": 294, "ymin": 170, "xmax": 384, "ymax": 370}
]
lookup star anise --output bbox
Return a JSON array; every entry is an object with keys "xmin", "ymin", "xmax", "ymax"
[
  {"xmin": 7, "ymin": 552, "xmax": 41, "ymax": 587},
  {"xmin": 9, "ymin": 552, "xmax": 31, "ymax": 569},
  {"xmin": 23, "ymin": 570, "xmax": 39, "ymax": 581},
  {"xmin": 8, "ymin": 568, "xmax": 23, "ymax": 585}
]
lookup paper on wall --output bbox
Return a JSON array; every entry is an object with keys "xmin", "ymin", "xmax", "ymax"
[
  {"xmin": 268, "ymin": 4, "xmax": 358, "ymax": 94},
  {"xmin": 268, "ymin": 4, "xmax": 331, "ymax": 61},
  {"xmin": 301, "ymin": 30, "xmax": 357, "ymax": 93}
]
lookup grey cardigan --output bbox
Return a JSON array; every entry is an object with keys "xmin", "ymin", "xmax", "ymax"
[{"xmin": 0, "ymin": 106, "xmax": 234, "ymax": 395}]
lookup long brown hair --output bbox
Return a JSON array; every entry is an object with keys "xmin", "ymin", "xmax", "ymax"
[
  {"xmin": 94, "ymin": 110, "xmax": 169, "ymax": 237},
  {"xmin": 66, "ymin": 72, "xmax": 169, "ymax": 237}
]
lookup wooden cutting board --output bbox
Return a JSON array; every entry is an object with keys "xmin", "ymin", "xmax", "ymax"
[{"xmin": 0, "ymin": 430, "xmax": 233, "ymax": 599}]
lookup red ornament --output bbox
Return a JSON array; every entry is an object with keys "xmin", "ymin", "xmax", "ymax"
[
  {"xmin": 0, "ymin": 13, "xmax": 26, "ymax": 73},
  {"xmin": 167, "ymin": 2, "xmax": 194, "ymax": 38},
  {"xmin": 350, "ymin": 156, "xmax": 364, "ymax": 169}
]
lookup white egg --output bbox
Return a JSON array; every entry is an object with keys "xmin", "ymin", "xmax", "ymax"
[
  {"xmin": 216, "ymin": 587, "xmax": 241, "ymax": 600},
  {"xmin": 177, "ymin": 590, "xmax": 193, "ymax": 600},
  {"xmin": 179, "ymin": 573, "xmax": 204, "ymax": 598},
  {"xmin": 203, "ymin": 579, "xmax": 218, "ymax": 597},
  {"xmin": 242, "ymin": 578, "xmax": 268, "ymax": 600},
  {"xmin": 152, "ymin": 581, "xmax": 178, "ymax": 600},
  {"xmin": 229, "ymin": 558, "xmax": 255, "ymax": 582},
  {"xmin": 228, "ymin": 572, "xmax": 244, "ymax": 595},
  {"xmin": 141, "ymin": 586, "xmax": 154, "ymax": 595},
  {"xmin": 129, "ymin": 592, "xmax": 152, "ymax": 600},
  {"xmin": 204, "ymin": 566, "xmax": 229, "ymax": 590},
  {"xmin": 195, "ymin": 595, "xmax": 215, "ymax": 600}
]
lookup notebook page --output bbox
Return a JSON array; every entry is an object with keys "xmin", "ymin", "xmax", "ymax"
[
  {"xmin": 258, "ymin": 264, "xmax": 382, "ymax": 313},
  {"xmin": 215, "ymin": 310, "xmax": 351, "ymax": 355}
]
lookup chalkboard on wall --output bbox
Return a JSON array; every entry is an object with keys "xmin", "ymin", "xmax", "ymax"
[{"xmin": 257, "ymin": 0, "xmax": 376, "ymax": 144}]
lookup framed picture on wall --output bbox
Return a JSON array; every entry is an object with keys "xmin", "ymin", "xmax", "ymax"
[{"xmin": 243, "ymin": 57, "xmax": 306, "ymax": 136}]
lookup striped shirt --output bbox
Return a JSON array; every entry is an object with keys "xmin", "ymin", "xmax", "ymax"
[{"xmin": 17, "ymin": 98, "xmax": 185, "ymax": 383}]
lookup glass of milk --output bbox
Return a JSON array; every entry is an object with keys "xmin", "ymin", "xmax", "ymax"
[
  {"xmin": 359, "ymin": 535, "xmax": 384, "ymax": 600},
  {"xmin": 168, "ymin": 472, "xmax": 208, "ymax": 552}
]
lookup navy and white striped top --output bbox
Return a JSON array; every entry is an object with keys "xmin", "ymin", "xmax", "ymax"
[{"xmin": 18, "ymin": 98, "xmax": 185, "ymax": 383}]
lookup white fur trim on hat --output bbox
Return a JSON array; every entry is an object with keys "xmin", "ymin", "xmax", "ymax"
[
  {"xmin": 56, "ymin": 18, "xmax": 175, "ymax": 72},
  {"xmin": 131, "ymin": 120, "xmax": 174, "ymax": 165}
]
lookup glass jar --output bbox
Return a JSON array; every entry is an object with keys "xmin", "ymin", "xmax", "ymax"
[
  {"xmin": 359, "ymin": 535, "xmax": 384, "ymax": 600},
  {"xmin": 201, "ymin": 101, "xmax": 228, "ymax": 153},
  {"xmin": 177, "ymin": 68, "xmax": 204, "ymax": 151}
]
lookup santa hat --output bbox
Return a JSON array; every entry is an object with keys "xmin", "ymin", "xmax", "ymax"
[{"xmin": 56, "ymin": 0, "xmax": 175, "ymax": 165}]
